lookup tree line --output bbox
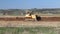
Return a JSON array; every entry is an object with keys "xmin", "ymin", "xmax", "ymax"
[{"xmin": 0, "ymin": 8, "xmax": 60, "ymax": 15}]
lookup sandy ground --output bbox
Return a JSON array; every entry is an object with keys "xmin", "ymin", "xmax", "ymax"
[
  {"xmin": 0, "ymin": 16, "xmax": 60, "ymax": 27},
  {"xmin": 0, "ymin": 21, "xmax": 60, "ymax": 27}
]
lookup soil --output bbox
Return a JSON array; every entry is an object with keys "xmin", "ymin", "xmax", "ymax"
[{"xmin": 0, "ymin": 16, "xmax": 60, "ymax": 21}]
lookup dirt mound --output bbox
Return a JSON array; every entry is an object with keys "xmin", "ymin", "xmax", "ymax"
[
  {"xmin": 0, "ymin": 16, "xmax": 60, "ymax": 21},
  {"xmin": 41, "ymin": 17, "xmax": 60, "ymax": 21},
  {"xmin": 0, "ymin": 17, "xmax": 25, "ymax": 21}
]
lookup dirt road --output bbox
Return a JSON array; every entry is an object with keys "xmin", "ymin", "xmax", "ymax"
[{"xmin": 0, "ymin": 21, "xmax": 60, "ymax": 27}]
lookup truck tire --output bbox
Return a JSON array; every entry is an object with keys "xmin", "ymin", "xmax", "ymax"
[{"xmin": 36, "ymin": 15, "xmax": 41, "ymax": 21}]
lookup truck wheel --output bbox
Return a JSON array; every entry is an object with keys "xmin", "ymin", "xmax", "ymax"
[{"xmin": 36, "ymin": 15, "xmax": 41, "ymax": 21}]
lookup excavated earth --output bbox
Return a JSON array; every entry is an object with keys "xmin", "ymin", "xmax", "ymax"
[
  {"xmin": 0, "ymin": 16, "xmax": 60, "ymax": 27},
  {"xmin": 0, "ymin": 16, "xmax": 60, "ymax": 21}
]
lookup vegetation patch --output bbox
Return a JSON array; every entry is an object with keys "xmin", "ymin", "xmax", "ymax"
[{"xmin": 0, "ymin": 27, "xmax": 58, "ymax": 34}]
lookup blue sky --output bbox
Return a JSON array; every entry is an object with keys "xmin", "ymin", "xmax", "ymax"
[{"xmin": 0, "ymin": 0, "xmax": 60, "ymax": 9}]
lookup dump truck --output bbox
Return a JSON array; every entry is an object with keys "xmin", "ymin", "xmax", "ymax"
[{"xmin": 25, "ymin": 11, "xmax": 41, "ymax": 21}]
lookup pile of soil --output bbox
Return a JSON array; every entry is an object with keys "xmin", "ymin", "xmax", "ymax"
[
  {"xmin": 0, "ymin": 16, "xmax": 60, "ymax": 21},
  {"xmin": 0, "ymin": 17, "xmax": 25, "ymax": 21},
  {"xmin": 41, "ymin": 17, "xmax": 60, "ymax": 21}
]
